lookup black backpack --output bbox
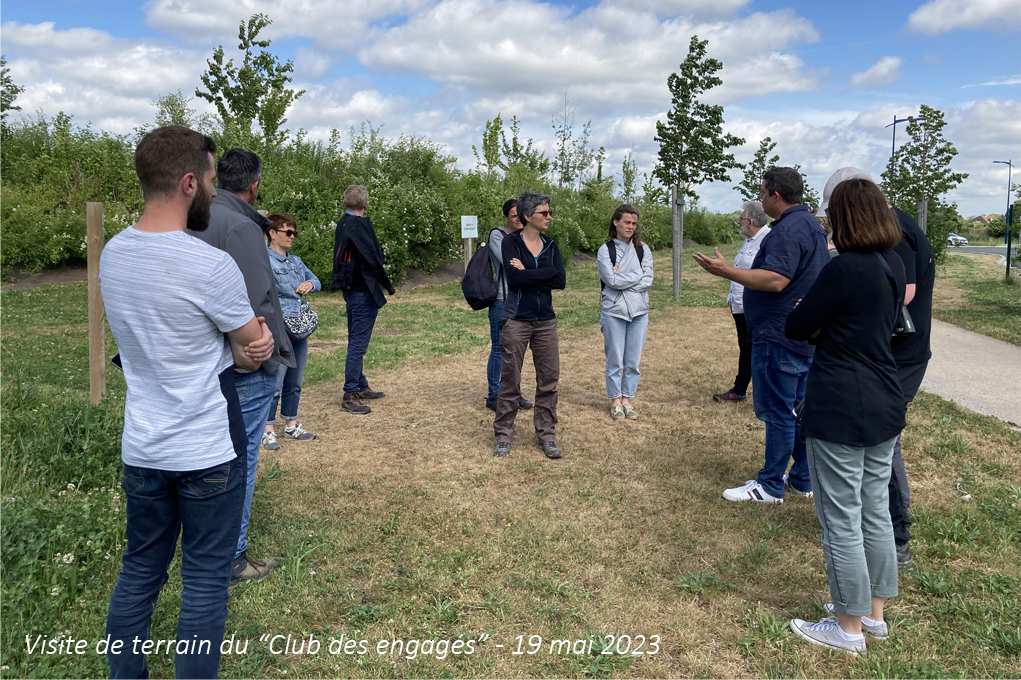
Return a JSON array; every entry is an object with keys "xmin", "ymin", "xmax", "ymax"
[
  {"xmin": 600, "ymin": 240, "xmax": 644, "ymax": 290},
  {"xmin": 461, "ymin": 229, "xmax": 501, "ymax": 310}
]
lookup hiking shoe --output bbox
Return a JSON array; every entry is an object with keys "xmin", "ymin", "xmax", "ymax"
[
  {"xmin": 540, "ymin": 441, "xmax": 563, "ymax": 460},
  {"xmin": 518, "ymin": 397, "xmax": 533, "ymax": 409},
  {"xmin": 783, "ymin": 473, "xmax": 813, "ymax": 498},
  {"xmin": 229, "ymin": 552, "xmax": 280, "ymax": 588},
  {"xmin": 485, "ymin": 397, "xmax": 498, "ymax": 411},
  {"xmin": 713, "ymin": 390, "xmax": 747, "ymax": 403},
  {"xmin": 494, "ymin": 442, "xmax": 511, "ymax": 457},
  {"xmin": 260, "ymin": 431, "xmax": 280, "ymax": 451},
  {"xmin": 358, "ymin": 388, "xmax": 385, "ymax": 400},
  {"xmin": 896, "ymin": 543, "xmax": 914, "ymax": 568},
  {"xmin": 342, "ymin": 393, "xmax": 371, "ymax": 414},
  {"xmin": 623, "ymin": 403, "xmax": 638, "ymax": 420},
  {"xmin": 824, "ymin": 604, "xmax": 889, "ymax": 639},
  {"xmin": 282, "ymin": 424, "xmax": 316, "ymax": 440},
  {"xmin": 610, "ymin": 403, "xmax": 626, "ymax": 420},
  {"xmin": 789, "ymin": 617, "xmax": 866, "ymax": 656},
  {"xmin": 722, "ymin": 480, "xmax": 783, "ymax": 503}
]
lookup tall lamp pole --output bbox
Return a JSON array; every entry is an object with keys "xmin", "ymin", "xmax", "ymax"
[
  {"xmin": 994, "ymin": 160, "xmax": 1015, "ymax": 278},
  {"xmin": 885, "ymin": 115, "xmax": 909, "ymax": 159}
]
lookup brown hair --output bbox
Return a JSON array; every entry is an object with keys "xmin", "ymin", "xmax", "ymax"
[
  {"xmin": 343, "ymin": 185, "xmax": 369, "ymax": 210},
  {"xmin": 609, "ymin": 204, "xmax": 643, "ymax": 250},
  {"xmin": 134, "ymin": 126, "xmax": 216, "ymax": 202},
  {"xmin": 829, "ymin": 178, "xmax": 901, "ymax": 253},
  {"xmin": 265, "ymin": 212, "xmax": 297, "ymax": 242}
]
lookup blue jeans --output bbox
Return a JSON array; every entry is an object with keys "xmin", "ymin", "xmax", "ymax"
[
  {"xmin": 268, "ymin": 336, "xmax": 308, "ymax": 422},
  {"xmin": 233, "ymin": 367, "xmax": 278, "ymax": 558},
  {"xmin": 602, "ymin": 313, "xmax": 649, "ymax": 398},
  {"xmin": 343, "ymin": 289, "xmax": 378, "ymax": 394},
  {"xmin": 106, "ymin": 368, "xmax": 246, "ymax": 679},
  {"xmin": 751, "ymin": 341, "xmax": 812, "ymax": 499},
  {"xmin": 487, "ymin": 300, "xmax": 505, "ymax": 400}
]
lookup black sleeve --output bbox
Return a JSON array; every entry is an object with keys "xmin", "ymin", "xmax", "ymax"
[
  {"xmin": 504, "ymin": 238, "xmax": 565, "ymax": 289},
  {"xmin": 785, "ymin": 259, "xmax": 844, "ymax": 341},
  {"xmin": 893, "ymin": 229, "xmax": 917, "ymax": 285},
  {"xmin": 353, "ymin": 222, "xmax": 395, "ymax": 292}
]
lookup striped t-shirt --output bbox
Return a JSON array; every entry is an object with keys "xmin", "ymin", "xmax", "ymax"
[{"xmin": 100, "ymin": 227, "xmax": 254, "ymax": 471}]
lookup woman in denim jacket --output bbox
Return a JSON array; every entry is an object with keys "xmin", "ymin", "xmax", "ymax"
[{"xmin": 261, "ymin": 213, "xmax": 322, "ymax": 450}]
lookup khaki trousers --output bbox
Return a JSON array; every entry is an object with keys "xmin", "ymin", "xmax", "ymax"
[{"xmin": 494, "ymin": 318, "xmax": 560, "ymax": 444}]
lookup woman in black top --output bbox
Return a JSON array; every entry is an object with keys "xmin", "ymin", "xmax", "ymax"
[{"xmin": 784, "ymin": 178, "xmax": 906, "ymax": 656}]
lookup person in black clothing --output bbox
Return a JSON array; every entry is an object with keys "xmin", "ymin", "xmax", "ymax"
[
  {"xmin": 784, "ymin": 177, "xmax": 906, "ymax": 655},
  {"xmin": 493, "ymin": 192, "xmax": 567, "ymax": 460},
  {"xmin": 331, "ymin": 184, "xmax": 396, "ymax": 414},
  {"xmin": 818, "ymin": 167, "xmax": 935, "ymax": 568}
]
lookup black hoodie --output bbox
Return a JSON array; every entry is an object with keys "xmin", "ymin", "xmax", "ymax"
[
  {"xmin": 331, "ymin": 213, "xmax": 395, "ymax": 309},
  {"xmin": 502, "ymin": 231, "xmax": 566, "ymax": 321}
]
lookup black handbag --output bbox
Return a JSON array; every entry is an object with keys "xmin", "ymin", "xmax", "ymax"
[
  {"xmin": 284, "ymin": 299, "xmax": 319, "ymax": 340},
  {"xmin": 875, "ymin": 253, "xmax": 916, "ymax": 337}
]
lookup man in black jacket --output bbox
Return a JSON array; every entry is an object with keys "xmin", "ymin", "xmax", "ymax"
[
  {"xmin": 188, "ymin": 147, "xmax": 293, "ymax": 586},
  {"xmin": 493, "ymin": 192, "xmax": 567, "ymax": 460},
  {"xmin": 332, "ymin": 185, "xmax": 395, "ymax": 414}
]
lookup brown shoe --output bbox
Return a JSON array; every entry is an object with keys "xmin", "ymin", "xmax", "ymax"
[
  {"xmin": 358, "ymin": 388, "xmax": 385, "ymax": 400},
  {"xmin": 229, "ymin": 551, "xmax": 280, "ymax": 588},
  {"xmin": 342, "ymin": 392, "xmax": 371, "ymax": 414}
]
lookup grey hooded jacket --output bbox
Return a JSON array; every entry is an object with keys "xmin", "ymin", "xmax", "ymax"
[
  {"xmin": 597, "ymin": 239, "xmax": 654, "ymax": 322},
  {"xmin": 189, "ymin": 191, "xmax": 295, "ymax": 374}
]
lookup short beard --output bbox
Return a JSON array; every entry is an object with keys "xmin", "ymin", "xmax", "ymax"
[{"xmin": 186, "ymin": 182, "xmax": 213, "ymax": 232}]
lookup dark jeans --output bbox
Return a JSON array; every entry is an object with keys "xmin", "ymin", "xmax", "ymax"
[
  {"xmin": 889, "ymin": 360, "xmax": 927, "ymax": 546},
  {"xmin": 343, "ymin": 289, "xmax": 378, "ymax": 395},
  {"xmin": 233, "ymin": 367, "xmax": 278, "ymax": 558},
  {"xmin": 731, "ymin": 312, "xmax": 752, "ymax": 396},
  {"xmin": 268, "ymin": 336, "xmax": 308, "ymax": 422},
  {"xmin": 106, "ymin": 368, "xmax": 247, "ymax": 679},
  {"xmin": 487, "ymin": 300, "xmax": 505, "ymax": 400},
  {"xmin": 751, "ymin": 340, "xmax": 812, "ymax": 499},
  {"xmin": 494, "ymin": 318, "xmax": 560, "ymax": 444}
]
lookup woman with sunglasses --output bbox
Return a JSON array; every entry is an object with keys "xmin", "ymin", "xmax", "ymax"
[{"xmin": 261, "ymin": 213, "xmax": 321, "ymax": 450}]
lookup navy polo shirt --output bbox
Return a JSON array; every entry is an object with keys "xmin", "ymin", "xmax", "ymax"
[{"xmin": 744, "ymin": 204, "xmax": 830, "ymax": 357}]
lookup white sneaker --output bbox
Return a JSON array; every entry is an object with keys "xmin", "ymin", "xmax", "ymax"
[
  {"xmin": 261, "ymin": 431, "xmax": 280, "ymax": 451},
  {"xmin": 790, "ymin": 617, "xmax": 866, "ymax": 656},
  {"xmin": 783, "ymin": 474, "xmax": 813, "ymax": 498},
  {"xmin": 824, "ymin": 603, "xmax": 889, "ymax": 638},
  {"xmin": 722, "ymin": 480, "xmax": 783, "ymax": 503}
]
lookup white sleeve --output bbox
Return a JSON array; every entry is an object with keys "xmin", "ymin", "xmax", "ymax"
[{"xmin": 202, "ymin": 255, "xmax": 256, "ymax": 333}]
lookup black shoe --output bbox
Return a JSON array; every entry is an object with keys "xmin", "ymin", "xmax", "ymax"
[
  {"xmin": 518, "ymin": 397, "xmax": 533, "ymax": 409},
  {"xmin": 359, "ymin": 388, "xmax": 385, "ymax": 400},
  {"xmin": 713, "ymin": 390, "xmax": 747, "ymax": 403},
  {"xmin": 494, "ymin": 442, "xmax": 511, "ymax": 457},
  {"xmin": 342, "ymin": 393, "xmax": 371, "ymax": 414},
  {"xmin": 539, "ymin": 441, "xmax": 562, "ymax": 459},
  {"xmin": 485, "ymin": 397, "xmax": 497, "ymax": 411},
  {"xmin": 896, "ymin": 543, "xmax": 914, "ymax": 568}
]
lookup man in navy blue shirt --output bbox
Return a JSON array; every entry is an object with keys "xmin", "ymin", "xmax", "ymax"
[{"xmin": 693, "ymin": 167, "xmax": 830, "ymax": 503}]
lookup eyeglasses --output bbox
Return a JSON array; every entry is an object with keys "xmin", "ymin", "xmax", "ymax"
[
  {"xmin": 273, "ymin": 229, "xmax": 297, "ymax": 238},
  {"xmin": 532, "ymin": 210, "xmax": 553, "ymax": 219}
]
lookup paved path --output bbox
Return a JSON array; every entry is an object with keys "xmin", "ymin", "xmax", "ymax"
[{"xmin": 922, "ymin": 319, "xmax": 1021, "ymax": 427}]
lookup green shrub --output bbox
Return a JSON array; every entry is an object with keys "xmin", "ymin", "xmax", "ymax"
[{"xmin": 683, "ymin": 207, "xmax": 740, "ymax": 245}]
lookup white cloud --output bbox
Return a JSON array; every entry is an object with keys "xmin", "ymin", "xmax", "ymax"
[
  {"xmin": 850, "ymin": 56, "xmax": 903, "ymax": 88},
  {"xmin": 962, "ymin": 74, "xmax": 1021, "ymax": 87},
  {"xmin": 907, "ymin": 0, "xmax": 1021, "ymax": 35}
]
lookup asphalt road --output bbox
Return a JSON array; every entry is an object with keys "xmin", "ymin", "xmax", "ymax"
[{"xmin": 950, "ymin": 244, "xmax": 1010, "ymax": 255}]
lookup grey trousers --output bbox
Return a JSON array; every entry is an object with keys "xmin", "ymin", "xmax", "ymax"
[{"xmin": 806, "ymin": 436, "xmax": 900, "ymax": 616}]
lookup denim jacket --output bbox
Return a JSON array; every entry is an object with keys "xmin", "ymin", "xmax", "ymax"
[{"xmin": 268, "ymin": 248, "xmax": 321, "ymax": 317}]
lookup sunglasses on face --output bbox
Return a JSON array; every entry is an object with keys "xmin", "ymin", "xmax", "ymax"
[
  {"xmin": 532, "ymin": 210, "xmax": 553, "ymax": 219},
  {"xmin": 274, "ymin": 229, "xmax": 297, "ymax": 238}
]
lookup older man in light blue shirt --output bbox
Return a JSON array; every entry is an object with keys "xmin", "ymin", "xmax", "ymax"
[{"xmin": 714, "ymin": 200, "xmax": 770, "ymax": 402}]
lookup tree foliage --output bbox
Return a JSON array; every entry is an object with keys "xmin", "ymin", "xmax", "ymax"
[
  {"xmin": 195, "ymin": 14, "xmax": 305, "ymax": 146},
  {"xmin": 620, "ymin": 150, "xmax": 639, "ymax": 204},
  {"xmin": 152, "ymin": 90, "xmax": 196, "ymax": 128},
  {"xmin": 654, "ymin": 35, "xmax": 744, "ymax": 200},
  {"xmin": 735, "ymin": 137, "xmax": 778, "ymax": 201},
  {"xmin": 551, "ymin": 91, "xmax": 596, "ymax": 189},
  {"xmin": 881, "ymin": 104, "xmax": 967, "ymax": 208},
  {"xmin": 1, "ymin": 54, "xmax": 25, "ymax": 125}
]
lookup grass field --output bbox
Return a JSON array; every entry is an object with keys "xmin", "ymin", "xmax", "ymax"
[
  {"xmin": 2, "ymin": 246, "xmax": 1019, "ymax": 679},
  {"xmin": 933, "ymin": 252, "xmax": 1020, "ymax": 345}
]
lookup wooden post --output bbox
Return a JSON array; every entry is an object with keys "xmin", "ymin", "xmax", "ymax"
[
  {"xmin": 672, "ymin": 185, "xmax": 680, "ymax": 299},
  {"xmin": 87, "ymin": 202, "xmax": 106, "ymax": 405},
  {"xmin": 917, "ymin": 197, "xmax": 928, "ymax": 236},
  {"xmin": 463, "ymin": 238, "xmax": 473, "ymax": 274}
]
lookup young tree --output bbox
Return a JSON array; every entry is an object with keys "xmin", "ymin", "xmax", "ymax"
[
  {"xmin": 654, "ymin": 35, "xmax": 745, "ymax": 200},
  {"xmin": 620, "ymin": 149, "xmax": 639, "ymax": 204},
  {"xmin": 794, "ymin": 164, "xmax": 820, "ymax": 211},
  {"xmin": 881, "ymin": 104, "xmax": 967, "ymax": 212},
  {"xmin": 152, "ymin": 90, "xmax": 196, "ymax": 128},
  {"xmin": 500, "ymin": 115, "xmax": 549, "ymax": 177},
  {"xmin": 472, "ymin": 113, "xmax": 503, "ymax": 174},
  {"xmin": 735, "ymin": 137, "xmax": 779, "ymax": 201},
  {"xmin": 195, "ymin": 13, "xmax": 305, "ymax": 146},
  {"xmin": 1, "ymin": 55, "xmax": 25, "ymax": 125},
  {"xmin": 551, "ymin": 91, "xmax": 595, "ymax": 189}
]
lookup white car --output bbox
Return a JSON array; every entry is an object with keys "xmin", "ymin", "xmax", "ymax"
[{"xmin": 947, "ymin": 233, "xmax": 969, "ymax": 247}]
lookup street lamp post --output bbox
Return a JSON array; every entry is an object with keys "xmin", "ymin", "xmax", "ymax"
[
  {"xmin": 885, "ymin": 115, "xmax": 909, "ymax": 159},
  {"xmin": 994, "ymin": 160, "xmax": 1015, "ymax": 278}
]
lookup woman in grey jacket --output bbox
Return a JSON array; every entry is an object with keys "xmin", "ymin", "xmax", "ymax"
[{"xmin": 597, "ymin": 205, "xmax": 654, "ymax": 420}]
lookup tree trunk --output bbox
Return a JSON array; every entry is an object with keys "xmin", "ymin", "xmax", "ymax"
[{"xmin": 917, "ymin": 197, "xmax": 928, "ymax": 235}]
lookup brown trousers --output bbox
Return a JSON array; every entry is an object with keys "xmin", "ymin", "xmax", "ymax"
[{"xmin": 493, "ymin": 318, "xmax": 560, "ymax": 444}]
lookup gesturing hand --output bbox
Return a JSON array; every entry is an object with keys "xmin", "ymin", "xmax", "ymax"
[
  {"xmin": 295, "ymin": 281, "xmax": 314, "ymax": 295},
  {"xmin": 244, "ymin": 316, "xmax": 274, "ymax": 362},
  {"xmin": 509, "ymin": 257, "xmax": 525, "ymax": 271},
  {"xmin": 692, "ymin": 248, "xmax": 730, "ymax": 278}
]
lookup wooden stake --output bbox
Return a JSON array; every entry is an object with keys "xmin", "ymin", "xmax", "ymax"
[
  {"xmin": 87, "ymin": 202, "xmax": 106, "ymax": 405},
  {"xmin": 463, "ymin": 237, "xmax": 473, "ymax": 274}
]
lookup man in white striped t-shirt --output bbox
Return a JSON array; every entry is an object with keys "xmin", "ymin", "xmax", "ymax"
[{"xmin": 100, "ymin": 126, "xmax": 273, "ymax": 679}]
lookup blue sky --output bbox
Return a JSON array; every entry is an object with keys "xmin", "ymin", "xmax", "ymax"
[{"xmin": 2, "ymin": 0, "xmax": 1019, "ymax": 215}]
